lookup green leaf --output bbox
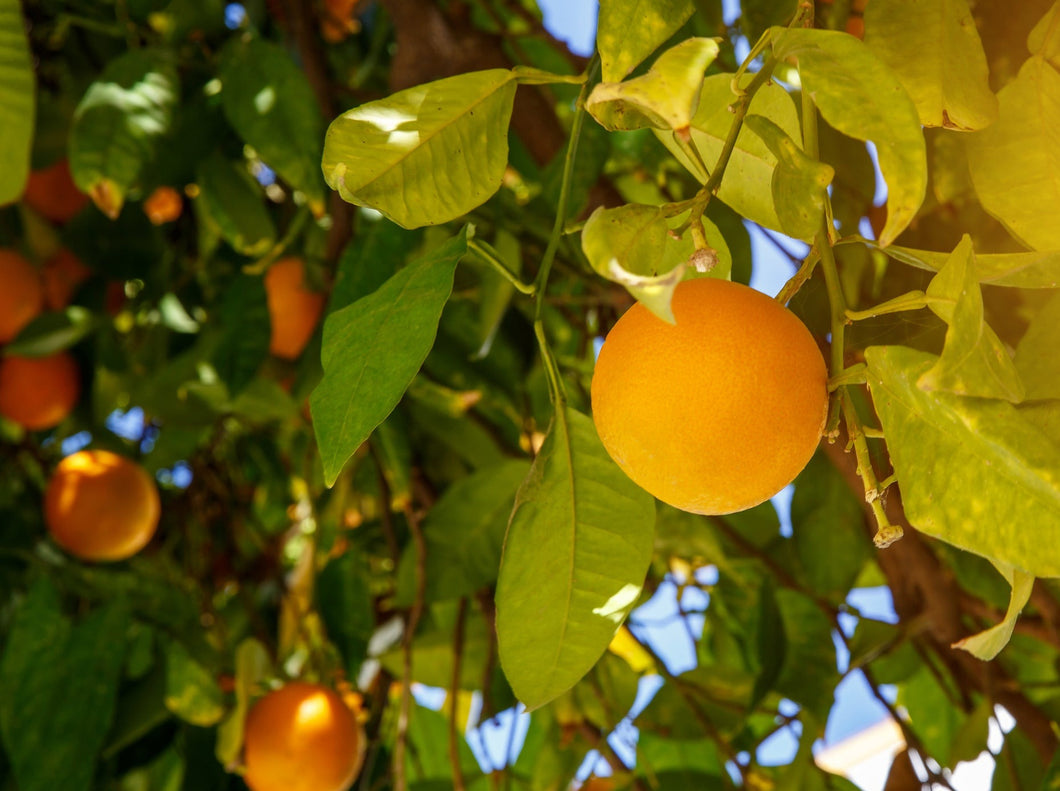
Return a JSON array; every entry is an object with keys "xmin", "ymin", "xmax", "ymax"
[
  {"xmin": 864, "ymin": 0, "xmax": 997, "ymax": 130},
  {"xmin": 215, "ymin": 638, "xmax": 271, "ymax": 768},
  {"xmin": 749, "ymin": 578, "xmax": 786, "ymax": 710},
  {"xmin": 0, "ymin": 579, "xmax": 129, "ymax": 791},
  {"xmin": 954, "ymin": 562, "xmax": 1034, "ymax": 660},
  {"xmin": 471, "ymin": 230, "xmax": 519, "ymax": 358},
  {"xmin": 323, "ymin": 70, "xmax": 518, "ymax": 229},
  {"xmin": 211, "ymin": 273, "xmax": 270, "ymax": 396},
  {"xmin": 70, "ymin": 48, "xmax": 179, "ymax": 219},
  {"xmin": 1015, "ymin": 291, "xmax": 1060, "ymax": 399},
  {"xmin": 495, "ymin": 406, "xmax": 656, "ymax": 710},
  {"xmin": 966, "ymin": 55, "xmax": 1060, "ymax": 251},
  {"xmin": 744, "ymin": 113, "xmax": 834, "ymax": 241},
  {"xmin": 791, "ymin": 453, "xmax": 871, "ymax": 598},
  {"xmin": 317, "ymin": 552, "xmax": 376, "ymax": 679},
  {"xmin": 880, "ymin": 243, "xmax": 1060, "ymax": 288},
  {"xmin": 771, "ymin": 28, "xmax": 927, "ymax": 247},
  {"xmin": 0, "ymin": 0, "xmax": 34, "ymax": 204},
  {"xmin": 917, "ymin": 235, "xmax": 1025, "ymax": 402},
  {"xmin": 580, "ymin": 202, "xmax": 731, "ymax": 323},
  {"xmin": 774, "ymin": 589, "xmax": 837, "ymax": 720},
  {"xmin": 865, "ymin": 345, "xmax": 1060, "ymax": 577},
  {"xmin": 596, "ymin": 0, "xmax": 695, "ymax": 83},
  {"xmin": 380, "ymin": 605, "xmax": 494, "ymax": 690},
  {"xmin": 656, "ymin": 73, "xmax": 801, "ymax": 232},
  {"xmin": 195, "ymin": 152, "xmax": 276, "ymax": 257},
  {"xmin": 163, "ymin": 639, "xmax": 224, "ymax": 727},
  {"xmin": 5, "ymin": 307, "xmax": 98, "ymax": 357},
  {"xmin": 218, "ymin": 37, "xmax": 326, "ymax": 214},
  {"xmin": 898, "ymin": 666, "xmax": 964, "ymax": 768},
  {"xmin": 587, "ymin": 38, "xmax": 720, "ymax": 131},
  {"xmin": 396, "ymin": 459, "xmax": 531, "ymax": 605},
  {"xmin": 329, "ymin": 216, "xmax": 422, "ymax": 314},
  {"xmin": 847, "ymin": 618, "xmax": 920, "ymax": 684},
  {"xmin": 311, "ymin": 228, "xmax": 469, "ymax": 485}
]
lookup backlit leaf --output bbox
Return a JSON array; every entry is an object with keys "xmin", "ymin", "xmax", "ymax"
[
  {"xmin": 771, "ymin": 27, "xmax": 927, "ymax": 246},
  {"xmin": 966, "ymin": 55, "xmax": 1060, "ymax": 251},
  {"xmin": 164, "ymin": 639, "xmax": 224, "ymax": 727},
  {"xmin": 954, "ymin": 562, "xmax": 1034, "ymax": 660},
  {"xmin": 597, "ymin": 0, "xmax": 695, "ymax": 83},
  {"xmin": 219, "ymin": 37, "xmax": 326, "ymax": 214},
  {"xmin": 311, "ymin": 228, "xmax": 469, "ymax": 485},
  {"xmin": 864, "ymin": 0, "xmax": 997, "ymax": 130},
  {"xmin": 865, "ymin": 345, "xmax": 1060, "ymax": 577},
  {"xmin": 0, "ymin": 0, "xmax": 33, "ymax": 204},
  {"xmin": 587, "ymin": 38, "xmax": 719, "ymax": 131},
  {"xmin": 1014, "ymin": 291, "xmax": 1060, "ymax": 399},
  {"xmin": 70, "ymin": 48, "xmax": 178, "ymax": 218},
  {"xmin": 496, "ymin": 406, "xmax": 656, "ymax": 710},
  {"xmin": 880, "ymin": 243, "xmax": 1060, "ymax": 288},
  {"xmin": 323, "ymin": 70, "xmax": 517, "ymax": 229},
  {"xmin": 656, "ymin": 74, "xmax": 801, "ymax": 232}
]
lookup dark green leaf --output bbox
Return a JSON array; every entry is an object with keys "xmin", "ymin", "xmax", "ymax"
[
  {"xmin": 6, "ymin": 307, "xmax": 98, "ymax": 357},
  {"xmin": 195, "ymin": 152, "xmax": 276, "ymax": 257},
  {"xmin": 211, "ymin": 273, "xmax": 270, "ymax": 396},
  {"xmin": 317, "ymin": 552, "xmax": 376, "ymax": 680}
]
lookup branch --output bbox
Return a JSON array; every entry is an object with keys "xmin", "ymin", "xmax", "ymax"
[
  {"xmin": 447, "ymin": 598, "xmax": 468, "ymax": 791},
  {"xmin": 394, "ymin": 504, "xmax": 428, "ymax": 791}
]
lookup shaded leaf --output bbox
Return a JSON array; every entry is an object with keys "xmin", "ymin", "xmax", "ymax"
[
  {"xmin": 311, "ymin": 228, "xmax": 469, "ymax": 485},
  {"xmin": 656, "ymin": 74, "xmax": 801, "ymax": 232},
  {"xmin": 215, "ymin": 638, "xmax": 271, "ymax": 768},
  {"xmin": 6, "ymin": 307, "xmax": 98, "ymax": 357},
  {"xmin": 771, "ymin": 27, "xmax": 927, "ymax": 246},
  {"xmin": 880, "ymin": 243, "xmax": 1060, "ymax": 288},
  {"xmin": 219, "ymin": 37, "xmax": 326, "ymax": 213},
  {"xmin": 744, "ymin": 113, "xmax": 834, "ymax": 240},
  {"xmin": 865, "ymin": 345, "xmax": 1060, "ymax": 577},
  {"xmin": 70, "ymin": 48, "xmax": 178, "ymax": 218},
  {"xmin": 323, "ymin": 70, "xmax": 517, "ymax": 229},
  {"xmin": 0, "ymin": 0, "xmax": 34, "ymax": 204},
  {"xmin": 328, "ymin": 214, "xmax": 422, "ymax": 314},
  {"xmin": 396, "ymin": 459, "xmax": 531, "ymax": 605},
  {"xmin": 587, "ymin": 38, "xmax": 719, "ymax": 131},
  {"xmin": 495, "ymin": 406, "xmax": 656, "ymax": 710},
  {"xmin": 597, "ymin": 0, "xmax": 695, "ymax": 82},
  {"xmin": 918, "ymin": 235, "xmax": 1025, "ymax": 402},
  {"xmin": 163, "ymin": 639, "xmax": 224, "ymax": 727},
  {"xmin": 899, "ymin": 666, "xmax": 964, "ymax": 768},
  {"xmin": 864, "ymin": 0, "xmax": 997, "ymax": 130},
  {"xmin": 211, "ymin": 273, "xmax": 270, "ymax": 396},
  {"xmin": 195, "ymin": 152, "xmax": 276, "ymax": 257},
  {"xmin": 966, "ymin": 55, "xmax": 1060, "ymax": 251},
  {"xmin": 1015, "ymin": 291, "xmax": 1060, "ymax": 399},
  {"xmin": 580, "ymin": 202, "xmax": 731, "ymax": 323},
  {"xmin": 317, "ymin": 552, "xmax": 376, "ymax": 680}
]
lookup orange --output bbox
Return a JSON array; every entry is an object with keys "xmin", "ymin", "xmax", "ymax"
[
  {"xmin": 264, "ymin": 257, "xmax": 326, "ymax": 360},
  {"xmin": 22, "ymin": 158, "xmax": 89, "ymax": 223},
  {"xmin": 44, "ymin": 450, "xmax": 160, "ymax": 562},
  {"xmin": 143, "ymin": 186, "xmax": 183, "ymax": 225},
  {"xmin": 591, "ymin": 278, "xmax": 828, "ymax": 515},
  {"xmin": 0, "ymin": 352, "xmax": 80, "ymax": 430},
  {"xmin": 0, "ymin": 249, "xmax": 44, "ymax": 342},
  {"xmin": 321, "ymin": 0, "xmax": 359, "ymax": 42},
  {"xmin": 243, "ymin": 681, "xmax": 361, "ymax": 791},
  {"xmin": 582, "ymin": 778, "xmax": 615, "ymax": 791},
  {"xmin": 42, "ymin": 249, "xmax": 92, "ymax": 310}
]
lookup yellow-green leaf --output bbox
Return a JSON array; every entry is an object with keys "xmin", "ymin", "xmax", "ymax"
[
  {"xmin": 953, "ymin": 563, "xmax": 1034, "ymax": 660},
  {"xmin": 496, "ymin": 407, "xmax": 656, "ymax": 710},
  {"xmin": 771, "ymin": 27, "xmax": 927, "ymax": 247},
  {"xmin": 865, "ymin": 344, "xmax": 1060, "ymax": 578},
  {"xmin": 0, "ymin": 0, "xmax": 34, "ymax": 204},
  {"xmin": 587, "ymin": 38, "xmax": 719, "ymax": 131},
  {"xmin": 965, "ymin": 55, "xmax": 1060, "ymax": 251},
  {"xmin": 880, "ymin": 243, "xmax": 1060, "ymax": 288},
  {"xmin": 322, "ymin": 70, "xmax": 517, "ymax": 229},
  {"xmin": 597, "ymin": 0, "xmax": 695, "ymax": 83},
  {"xmin": 864, "ymin": 0, "xmax": 997, "ymax": 130}
]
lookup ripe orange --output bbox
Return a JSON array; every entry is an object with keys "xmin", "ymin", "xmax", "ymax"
[
  {"xmin": 143, "ymin": 185, "xmax": 183, "ymax": 225},
  {"xmin": 0, "ymin": 352, "xmax": 80, "ymax": 430},
  {"xmin": 42, "ymin": 249, "xmax": 92, "ymax": 310},
  {"xmin": 264, "ymin": 257, "xmax": 326, "ymax": 360},
  {"xmin": 243, "ymin": 681, "xmax": 361, "ymax": 791},
  {"xmin": 591, "ymin": 278, "xmax": 828, "ymax": 515},
  {"xmin": 22, "ymin": 158, "xmax": 89, "ymax": 223},
  {"xmin": 44, "ymin": 449, "xmax": 161, "ymax": 562},
  {"xmin": 0, "ymin": 249, "xmax": 44, "ymax": 343}
]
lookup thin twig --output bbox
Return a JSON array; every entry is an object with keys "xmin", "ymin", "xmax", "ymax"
[
  {"xmin": 394, "ymin": 504, "xmax": 427, "ymax": 791},
  {"xmin": 447, "ymin": 598, "xmax": 468, "ymax": 791}
]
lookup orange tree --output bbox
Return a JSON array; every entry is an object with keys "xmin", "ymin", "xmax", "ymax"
[{"xmin": 2, "ymin": 0, "xmax": 1060, "ymax": 789}]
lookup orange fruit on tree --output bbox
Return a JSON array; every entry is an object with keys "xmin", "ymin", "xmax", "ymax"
[
  {"xmin": 143, "ymin": 185, "xmax": 184, "ymax": 225},
  {"xmin": 0, "ymin": 352, "xmax": 80, "ymax": 430},
  {"xmin": 44, "ymin": 449, "xmax": 161, "ymax": 562},
  {"xmin": 264, "ymin": 257, "xmax": 326, "ymax": 360},
  {"xmin": 243, "ymin": 681, "xmax": 362, "ymax": 791},
  {"xmin": 591, "ymin": 277, "xmax": 828, "ymax": 515},
  {"xmin": 42, "ymin": 249, "xmax": 92, "ymax": 310},
  {"xmin": 0, "ymin": 249, "xmax": 44, "ymax": 343},
  {"xmin": 22, "ymin": 158, "xmax": 89, "ymax": 223}
]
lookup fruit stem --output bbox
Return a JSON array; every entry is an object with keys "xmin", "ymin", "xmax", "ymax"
[
  {"xmin": 841, "ymin": 390, "xmax": 903, "ymax": 548},
  {"xmin": 533, "ymin": 53, "xmax": 600, "ymax": 404},
  {"xmin": 468, "ymin": 238, "xmax": 536, "ymax": 295}
]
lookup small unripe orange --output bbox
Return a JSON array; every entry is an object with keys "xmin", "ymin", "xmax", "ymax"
[
  {"xmin": 591, "ymin": 278, "xmax": 828, "ymax": 515},
  {"xmin": 143, "ymin": 185, "xmax": 184, "ymax": 225},
  {"xmin": 0, "ymin": 352, "xmax": 80, "ymax": 430},
  {"xmin": 44, "ymin": 450, "xmax": 161, "ymax": 562},
  {"xmin": 243, "ymin": 682, "xmax": 361, "ymax": 791}
]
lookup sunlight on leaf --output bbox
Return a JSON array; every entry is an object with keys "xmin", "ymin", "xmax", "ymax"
[
  {"xmin": 597, "ymin": 0, "xmax": 695, "ymax": 83},
  {"xmin": 954, "ymin": 563, "xmax": 1034, "ymax": 660},
  {"xmin": 0, "ymin": 0, "xmax": 34, "ymax": 204}
]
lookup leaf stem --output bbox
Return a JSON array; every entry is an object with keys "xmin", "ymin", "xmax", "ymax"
[
  {"xmin": 844, "ymin": 290, "xmax": 932, "ymax": 321},
  {"xmin": 533, "ymin": 54, "xmax": 599, "ymax": 404},
  {"xmin": 468, "ymin": 238, "xmax": 535, "ymax": 295}
]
